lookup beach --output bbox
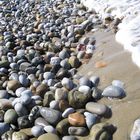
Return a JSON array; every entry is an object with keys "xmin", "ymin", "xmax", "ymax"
[{"xmin": 79, "ymin": 29, "xmax": 140, "ymax": 140}]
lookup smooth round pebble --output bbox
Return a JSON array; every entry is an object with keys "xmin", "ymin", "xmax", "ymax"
[
  {"xmin": 44, "ymin": 125, "xmax": 56, "ymax": 133},
  {"xmin": 37, "ymin": 133, "xmax": 60, "ymax": 140},
  {"xmin": 31, "ymin": 125, "xmax": 44, "ymax": 137}
]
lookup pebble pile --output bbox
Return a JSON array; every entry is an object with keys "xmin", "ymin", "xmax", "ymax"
[{"xmin": 0, "ymin": 0, "xmax": 126, "ymax": 140}]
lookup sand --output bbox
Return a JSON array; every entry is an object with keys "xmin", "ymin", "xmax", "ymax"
[{"xmin": 78, "ymin": 29, "xmax": 140, "ymax": 140}]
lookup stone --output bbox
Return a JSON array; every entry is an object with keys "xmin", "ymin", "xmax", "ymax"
[
  {"xmin": 68, "ymin": 90, "xmax": 90, "ymax": 109},
  {"xmin": 35, "ymin": 117, "xmax": 49, "ymax": 127},
  {"xmin": 89, "ymin": 122, "xmax": 115, "ymax": 140},
  {"xmin": 4, "ymin": 109, "xmax": 18, "ymax": 124},
  {"xmin": 61, "ymin": 78, "xmax": 74, "ymax": 90},
  {"xmin": 78, "ymin": 85, "xmax": 91, "ymax": 95},
  {"xmin": 31, "ymin": 125, "xmax": 44, "ymax": 137},
  {"xmin": 37, "ymin": 133, "xmax": 60, "ymax": 140},
  {"xmin": 92, "ymin": 87, "xmax": 101, "ymax": 100},
  {"xmin": 0, "ymin": 122, "xmax": 10, "ymax": 135},
  {"xmin": 49, "ymin": 100, "xmax": 59, "ymax": 110},
  {"xmin": 59, "ymin": 100, "xmax": 69, "ymax": 112},
  {"xmin": 7, "ymin": 80, "xmax": 21, "ymax": 92},
  {"xmin": 19, "ymin": 74, "xmax": 29, "ymax": 87},
  {"xmin": 44, "ymin": 125, "xmax": 56, "ymax": 133},
  {"xmin": 62, "ymin": 108, "xmax": 75, "ymax": 118},
  {"xmin": 84, "ymin": 112, "xmax": 98, "ymax": 129},
  {"xmin": 102, "ymin": 85, "xmax": 125, "ymax": 98},
  {"xmin": 0, "ymin": 90, "xmax": 9, "ymax": 99},
  {"xmin": 40, "ymin": 107, "xmax": 62, "ymax": 125},
  {"xmin": 62, "ymin": 136, "xmax": 78, "ymax": 140},
  {"xmin": 18, "ymin": 116, "xmax": 31, "ymax": 129},
  {"xmin": 90, "ymin": 76, "xmax": 100, "ymax": 87},
  {"xmin": 112, "ymin": 80, "xmax": 124, "ymax": 89},
  {"xmin": 1, "ymin": 130, "xmax": 13, "ymax": 140},
  {"xmin": 68, "ymin": 56, "xmax": 80, "ymax": 68},
  {"xmin": 43, "ymin": 91, "xmax": 54, "ymax": 107},
  {"xmin": 68, "ymin": 126, "xmax": 88, "ymax": 136},
  {"xmin": 86, "ymin": 102, "xmax": 109, "ymax": 116},
  {"xmin": 59, "ymin": 49, "xmax": 70, "ymax": 59},
  {"xmin": 14, "ymin": 103, "xmax": 28, "ymax": 117},
  {"xmin": 12, "ymin": 132, "xmax": 28, "ymax": 140},
  {"xmin": 36, "ymin": 84, "xmax": 48, "ymax": 97},
  {"xmin": 43, "ymin": 72, "xmax": 54, "ymax": 80},
  {"xmin": 0, "ymin": 110, "xmax": 4, "ymax": 121},
  {"xmin": 68, "ymin": 112, "xmax": 86, "ymax": 127},
  {"xmin": 0, "ymin": 99, "xmax": 13, "ymax": 111},
  {"xmin": 130, "ymin": 119, "xmax": 140, "ymax": 140},
  {"xmin": 79, "ymin": 77, "xmax": 92, "ymax": 87},
  {"xmin": 20, "ymin": 94, "xmax": 32, "ymax": 105},
  {"xmin": 56, "ymin": 118, "xmax": 70, "ymax": 135},
  {"xmin": 55, "ymin": 88, "xmax": 67, "ymax": 101},
  {"xmin": 15, "ymin": 87, "xmax": 26, "ymax": 97}
]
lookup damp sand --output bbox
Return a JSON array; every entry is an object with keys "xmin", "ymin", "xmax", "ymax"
[{"xmin": 78, "ymin": 29, "xmax": 140, "ymax": 140}]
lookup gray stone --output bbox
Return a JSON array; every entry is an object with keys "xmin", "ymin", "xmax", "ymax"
[
  {"xmin": 4, "ymin": 109, "xmax": 18, "ymax": 124},
  {"xmin": 62, "ymin": 136, "xmax": 78, "ymax": 140},
  {"xmin": 55, "ymin": 88, "xmax": 67, "ymax": 101},
  {"xmin": 18, "ymin": 116, "xmax": 31, "ymax": 129},
  {"xmin": 62, "ymin": 108, "xmax": 75, "ymax": 118},
  {"xmin": 20, "ymin": 94, "xmax": 32, "ymax": 105},
  {"xmin": 78, "ymin": 85, "xmax": 91, "ymax": 95},
  {"xmin": 19, "ymin": 74, "xmax": 29, "ymax": 87},
  {"xmin": 102, "ymin": 85, "xmax": 125, "ymax": 98},
  {"xmin": 44, "ymin": 125, "xmax": 56, "ymax": 133},
  {"xmin": 31, "ymin": 125, "xmax": 44, "ymax": 137},
  {"xmin": 86, "ymin": 102, "xmax": 108, "ymax": 116},
  {"xmin": 49, "ymin": 100, "xmax": 59, "ymax": 110},
  {"xmin": 35, "ymin": 117, "xmax": 49, "ymax": 127},
  {"xmin": 84, "ymin": 112, "xmax": 98, "ymax": 129},
  {"xmin": 79, "ymin": 77, "xmax": 92, "ymax": 87},
  {"xmin": 68, "ymin": 126, "xmax": 88, "ymax": 136},
  {"xmin": 61, "ymin": 78, "xmax": 74, "ymax": 90},
  {"xmin": 0, "ymin": 90, "xmax": 9, "ymax": 99},
  {"xmin": 40, "ymin": 107, "xmax": 62, "ymax": 125},
  {"xmin": 112, "ymin": 80, "xmax": 124, "ymax": 89},
  {"xmin": 0, "ymin": 122, "xmax": 10, "ymax": 135}
]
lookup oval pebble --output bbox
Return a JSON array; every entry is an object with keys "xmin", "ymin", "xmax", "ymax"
[
  {"xmin": 31, "ymin": 125, "xmax": 44, "ymax": 137},
  {"xmin": 62, "ymin": 108, "xmax": 75, "ymax": 118}
]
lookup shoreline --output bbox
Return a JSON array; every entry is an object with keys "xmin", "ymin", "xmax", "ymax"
[{"xmin": 78, "ymin": 29, "xmax": 140, "ymax": 139}]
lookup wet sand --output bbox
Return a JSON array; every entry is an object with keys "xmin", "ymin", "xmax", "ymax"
[{"xmin": 78, "ymin": 29, "xmax": 140, "ymax": 140}]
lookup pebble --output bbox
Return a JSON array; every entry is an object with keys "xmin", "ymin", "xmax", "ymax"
[
  {"xmin": 79, "ymin": 77, "xmax": 92, "ymax": 87},
  {"xmin": 37, "ymin": 133, "xmax": 60, "ymax": 140},
  {"xmin": 0, "ymin": 90, "xmax": 9, "ymax": 99},
  {"xmin": 18, "ymin": 116, "xmax": 31, "ymax": 129},
  {"xmin": 56, "ymin": 118, "xmax": 70, "ymax": 135},
  {"xmin": 68, "ymin": 126, "xmax": 88, "ymax": 136},
  {"xmin": 0, "ymin": 122, "xmax": 10, "ymax": 136},
  {"xmin": 62, "ymin": 136, "xmax": 78, "ymax": 140},
  {"xmin": 49, "ymin": 100, "xmax": 59, "ymax": 110},
  {"xmin": 68, "ymin": 90, "xmax": 90, "ymax": 109},
  {"xmin": 86, "ymin": 102, "xmax": 109, "ymax": 116},
  {"xmin": 12, "ymin": 132, "xmax": 28, "ymax": 140},
  {"xmin": 55, "ymin": 88, "xmax": 67, "ymax": 101},
  {"xmin": 102, "ymin": 85, "xmax": 125, "ymax": 98},
  {"xmin": 130, "ymin": 119, "xmax": 140, "ymax": 140},
  {"xmin": 112, "ymin": 80, "xmax": 124, "ymax": 89},
  {"xmin": 40, "ymin": 107, "xmax": 62, "ymax": 125},
  {"xmin": 44, "ymin": 125, "xmax": 56, "ymax": 133},
  {"xmin": 4, "ymin": 109, "xmax": 18, "ymax": 124},
  {"xmin": 62, "ymin": 107, "xmax": 75, "ymax": 118},
  {"xmin": 35, "ymin": 117, "xmax": 49, "ymax": 127},
  {"xmin": 78, "ymin": 85, "xmax": 91, "ymax": 95},
  {"xmin": 68, "ymin": 112, "xmax": 86, "ymax": 127},
  {"xmin": 61, "ymin": 78, "xmax": 74, "ymax": 90},
  {"xmin": 31, "ymin": 125, "xmax": 44, "ymax": 137},
  {"xmin": 90, "ymin": 76, "xmax": 100, "ymax": 87},
  {"xmin": 84, "ymin": 112, "xmax": 98, "ymax": 129}
]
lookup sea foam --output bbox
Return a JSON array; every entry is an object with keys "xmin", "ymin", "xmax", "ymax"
[{"xmin": 81, "ymin": 0, "xmax": 140, "ymax": 67}]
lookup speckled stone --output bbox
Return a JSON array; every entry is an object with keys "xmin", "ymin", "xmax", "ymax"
[{"xmin": 12, "ymin": 132, "xmax": 28, "ymax": 140}]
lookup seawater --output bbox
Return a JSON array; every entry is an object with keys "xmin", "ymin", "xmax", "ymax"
[{"xmin": 81, "ymin": 0, "xmax": 140, "ymax": 67}]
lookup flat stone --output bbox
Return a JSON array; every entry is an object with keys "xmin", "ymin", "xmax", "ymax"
[
  {"xmin": 68, "ymin": 112, "xmax": 86, "ymax": 127},
  {"xmin": 40, "ymin": 107, "xmax": 62, "ymax": 125},
  {"xmin": 86, "ymin": 102, "xmax": 108, "ymax": 116}
]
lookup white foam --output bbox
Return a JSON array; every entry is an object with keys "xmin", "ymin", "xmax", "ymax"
[{"xmin": 81, "ymin": 0, "xmax": 140, "ymax": 68}]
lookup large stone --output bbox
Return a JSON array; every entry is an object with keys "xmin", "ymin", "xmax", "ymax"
[
  {"xmin": 68, "ymin": 112, "xmax": 86, "ymax": 127},
  {"xmin": 7, "ymin": 80, "xmax": 21, "ymax": 92},
  {"xmin": 0, "ymin": 122, "xmax": 10, "ymax": 136},
  {"xmin": 56, "ymin": 118, "xmax": 70, "ymax": 135},
  {"xmin": 12, "ymin": 132, "xmax": 28, "ymax": 140},
  {"xmin": 4, "ymin": 109, "xmax": 18, "ymax": 124},
  {"xmin": 40, "ymin": 107, "xmax": 62, "ymax": 125},
  {"xmin": 37, "ymin": 133, "xmax": 60, "ymax": 140},
  {"xmin": 86, "ymin": 102, "xmax": 109, "ymax": 116},
  {"xmin": 102, "ymin": 85, "xmax": 125, "ymax": 98},
  {"xmin": 68, "ymin": 90, "xmax": 90, "ymax": 109},
  {"xmin": 68, "ymin": 56, "xmax": 80, "ymax": 68}
]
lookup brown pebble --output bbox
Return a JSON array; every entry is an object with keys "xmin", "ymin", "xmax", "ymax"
[
  {"xmin": 35, "ymin": 84, "xmax": 48, "ymax": 97},
  {"xmin": 95, "ymin": 61, "xmax": 107, "ymax": 68},
  {"xmin": 59, "ymin": 100, "xmax": 69, "ymax": 112},
  {"xmin": 68, "ymin": 112, "xmax": 86, "ymax": 127},
  {"xmin": 7, "ymin": 80, "xmax": 21, "ymax": 91}
]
